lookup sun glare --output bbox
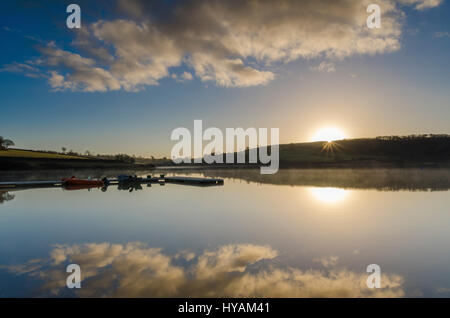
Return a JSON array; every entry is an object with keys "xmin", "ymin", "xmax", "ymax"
[
  {"xmin": 312, "ymin": 127, "xmax": 346, "ymax": 142},
  {"xmin": 309, "ymin": 187, "xmax": 350, "ymax": 204}
]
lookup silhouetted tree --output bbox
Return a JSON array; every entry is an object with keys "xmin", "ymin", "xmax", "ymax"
[
  {"xmin": 114, "ymin": 154, "xmax": 135, "ymax": 164},
  {"xmin": 0, "ymin": 136, "xmax": 14, "ymax": 150},
  {"xmin": 0, "ymin": 191, "xmax": 15, "ymax": 204},
  {"xmin": 67, "ymin": 150, "xmax": 79, "ymax": 156}
]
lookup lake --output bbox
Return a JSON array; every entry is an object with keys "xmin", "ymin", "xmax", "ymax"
[{"xmin": 0, "ymin": 168, "xmax": 449, "ymax": 297}]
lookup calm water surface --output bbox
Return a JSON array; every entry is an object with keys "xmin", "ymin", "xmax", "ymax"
[{"xmin": 0, "ymin": 168, "xmax": 449, "ymax": 297}]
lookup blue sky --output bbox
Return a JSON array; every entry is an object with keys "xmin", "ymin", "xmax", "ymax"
[{"xmin": 0, "ymin": 0, "xmax": 449, "ymax": 157}]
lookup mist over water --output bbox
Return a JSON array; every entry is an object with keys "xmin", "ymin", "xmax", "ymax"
[
  {"xmin": 157, "ymin": 168, "xmax": 450, "ymax": 191},
  {"xmin": 0, "ymin": 168, "xmax": 449, "ymax": 297}
]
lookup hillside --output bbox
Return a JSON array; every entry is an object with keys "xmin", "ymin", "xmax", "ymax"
[
  {"xmin": 188, "ymin": 134, "xmax": 450, "ymax": 168},
  {"xmin": 0, "ymin": 149, "xmax": 87, "ymax": 160},
  {"xmin": 278, "ymin": 135, "xmax": 450, "ymax": 166},
  {"xmin": 0, "ymin": 149, "xmax": 155, "ymax": 171}
]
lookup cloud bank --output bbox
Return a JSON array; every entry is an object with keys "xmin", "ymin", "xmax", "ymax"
[
  {"xmin": 3, "ymin": 242, "xmax": 405, "ymax": 297},
  {"xmin": 1, "ymin": 0, "xmax": 443, "ymax": 91}
]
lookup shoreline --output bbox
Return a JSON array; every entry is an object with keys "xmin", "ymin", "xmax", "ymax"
[
  {"xmin": 154, "ymin": 161, "xmax": 450, "ymax": 170},
  {"xmin": 1, "ymin": 155, "xmax": 449, "ymax": 172},
  {"xmin": 0, "ymin": 156, "xmax": 155, "ymax": 171},
  {"xmin": 1, "ymin": 159, "xmax": 449, "ymax": 172}
]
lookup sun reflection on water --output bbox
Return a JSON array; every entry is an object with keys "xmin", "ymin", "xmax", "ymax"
[{"xmin": 309, "ymin": 187, "xmax": 350, "ymax": 203}]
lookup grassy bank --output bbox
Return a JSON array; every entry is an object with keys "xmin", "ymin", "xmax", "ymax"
[
  {"xmin": 0, "ymin": 149, "xmax": 86, "ymax": 160},
  {"xmin": 0, "ymin": 149, "xmax": 154, "ymax": 171}
]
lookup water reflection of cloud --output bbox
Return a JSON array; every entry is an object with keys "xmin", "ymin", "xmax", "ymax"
[{"xmin": 3, "ymin": 243, "xmax": 405, "ymax": 297}]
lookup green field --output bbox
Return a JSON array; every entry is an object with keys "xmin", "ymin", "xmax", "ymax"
[{"xmin": 0, "ymin": 149, "xmax": 87, "ymax": 160}]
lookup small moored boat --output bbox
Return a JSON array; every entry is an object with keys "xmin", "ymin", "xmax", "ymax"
[{"xmin": 61, "ymin": 176, "xmax": 104, "ymax": 187}]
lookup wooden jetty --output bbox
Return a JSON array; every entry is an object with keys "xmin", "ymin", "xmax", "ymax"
[
  {"xmin": 0, "ymin": 175, "xmax": 223, "ymax": 191},
  {"xmin": 164, "ymin": 176, "xmax": 224, "ymax": 186},
  {"xmin": 0, "ymin": 180, "xmax": 63, "ymax": 190}
]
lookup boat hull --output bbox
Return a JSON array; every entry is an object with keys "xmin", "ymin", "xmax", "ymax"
[{"xmin": 62, "ymin": 177, "xmax": 104, "ymax": 187}]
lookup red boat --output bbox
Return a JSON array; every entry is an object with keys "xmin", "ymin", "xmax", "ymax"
[{"xmin": 61, "ymin": 176, "xmax": 104, "ymax": 187}]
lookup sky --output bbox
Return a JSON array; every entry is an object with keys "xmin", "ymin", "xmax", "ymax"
[{"xmin": 0, "ymin": 0, "xmax": 449, "ymax": 157}]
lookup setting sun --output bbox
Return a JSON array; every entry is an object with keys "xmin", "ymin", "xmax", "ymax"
[{"xmin": 312, "ymin": 127, "xmax": 347, "ymax": 142}]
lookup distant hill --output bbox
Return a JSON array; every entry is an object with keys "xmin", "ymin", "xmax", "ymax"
[
  {"xmin": 190, "ymin": 134, "xmax": 450, "ymax": 168},
  {"xmin": 277, "ymin": 135, "xmax": 450, "ymax": 166}
]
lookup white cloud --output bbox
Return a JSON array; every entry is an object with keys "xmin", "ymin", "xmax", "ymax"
[
  {"xmin": 311, "ymin": 62, "xmax": 336, "ymax": 73},
  {"xmin": 37, "ymin": 43, "xmax": 122, "ymax": 92},
  {"xmin": 172, "ymin": 71, "xmax": 194, "ymax": 82},
  {"xmin": 180, "ymin": 72, "xmax": 193, "ymax": 81},
  {"xmin": 1, "ymin": 0, "xmax": 444, "ymax": 92},
  {"xmin": 398, "ymin": 0, "xmax": 443, "ymax": 10},
  {"xmin": 434, "ymin": 31, "xmax": 450, "ymax": 38},
  {"xmin": 313, "ymin": 255, "xmax": 339, "ymax": 267},
  {"xmin": 0, "ymin": 62, "xmax": 41, "ymax": 78}
]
